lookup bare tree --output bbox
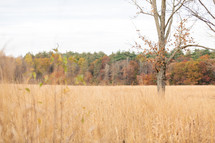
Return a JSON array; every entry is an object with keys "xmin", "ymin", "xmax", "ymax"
[{"xmin": 131, "ymin": 0, "xmax": 215, "ymax": 96}]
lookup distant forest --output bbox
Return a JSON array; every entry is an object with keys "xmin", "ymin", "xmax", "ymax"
[{"xmin": 0, "ymin": 49, "xmax": 215, "ymax": 85}]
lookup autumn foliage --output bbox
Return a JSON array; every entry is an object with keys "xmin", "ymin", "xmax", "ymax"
[{"xmin": 0, "ymin": 49, "xmax": 214, "ymax": 85}]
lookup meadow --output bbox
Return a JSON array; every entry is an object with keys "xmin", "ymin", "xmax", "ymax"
[{"xmin": 0, "ymin": 84, "xmax": 215, "ymax": 143}]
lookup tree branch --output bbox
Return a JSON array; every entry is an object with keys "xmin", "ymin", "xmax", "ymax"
[
  {"xmin": 184, "ymin": 0, "xmax": 215, "ymax": 33},
  {"xmin": 180, "ymin": 45, "xmax": 215, "ymax": 51},
  {"xmin": 165, "ymin": 0, "xmax": 176, "ymax": 41},
  {"xmin": 165, "ymin": 0, "xmax": 186, "ymax": 28},
  {"xmin": 198, "ymin": 0, "xmax": 215, "ymax": 20},
  {"xmin": 166, "ymin": 47, "xmax": 180, "ymax": 65},
  {"xmin": 166, "ymin": 44, "xmax": 215, "ymax": 64},
  {"xmin": 132, "ymin": 0, "xmax": 154, "ymax": 16},
  {"xmin": 152, "ymin": 0, "xmax": 162, "ymax": 40}
]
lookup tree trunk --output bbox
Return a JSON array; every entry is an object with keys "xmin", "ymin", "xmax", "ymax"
[{"xmin": 156, "ymin": 65, "xmax": 166, "ymax": 96}]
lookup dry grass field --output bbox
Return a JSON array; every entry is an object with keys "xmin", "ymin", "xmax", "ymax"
[{"xmin": 0, "ymin": 84, "xmax": 215, "ymax": 143}]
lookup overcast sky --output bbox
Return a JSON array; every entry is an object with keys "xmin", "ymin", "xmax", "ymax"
[{"xmin": 0, "ymin": 0, "xmax": 214, "ymax": 57}]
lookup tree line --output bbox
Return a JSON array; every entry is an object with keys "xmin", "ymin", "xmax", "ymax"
[{"xmin": 0, "ymin": 49, "xmax": 214, "ymax": 85}]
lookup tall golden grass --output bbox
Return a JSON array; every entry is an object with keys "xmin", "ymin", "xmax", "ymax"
[{"xmin": 0, "ymin": 84, "xmax": 215, "ymax": 143}]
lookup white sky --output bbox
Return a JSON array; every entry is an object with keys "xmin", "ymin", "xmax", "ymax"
[{"xmin": 0, "ymin": 0, "xmax": 214, "ymax": 57}]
